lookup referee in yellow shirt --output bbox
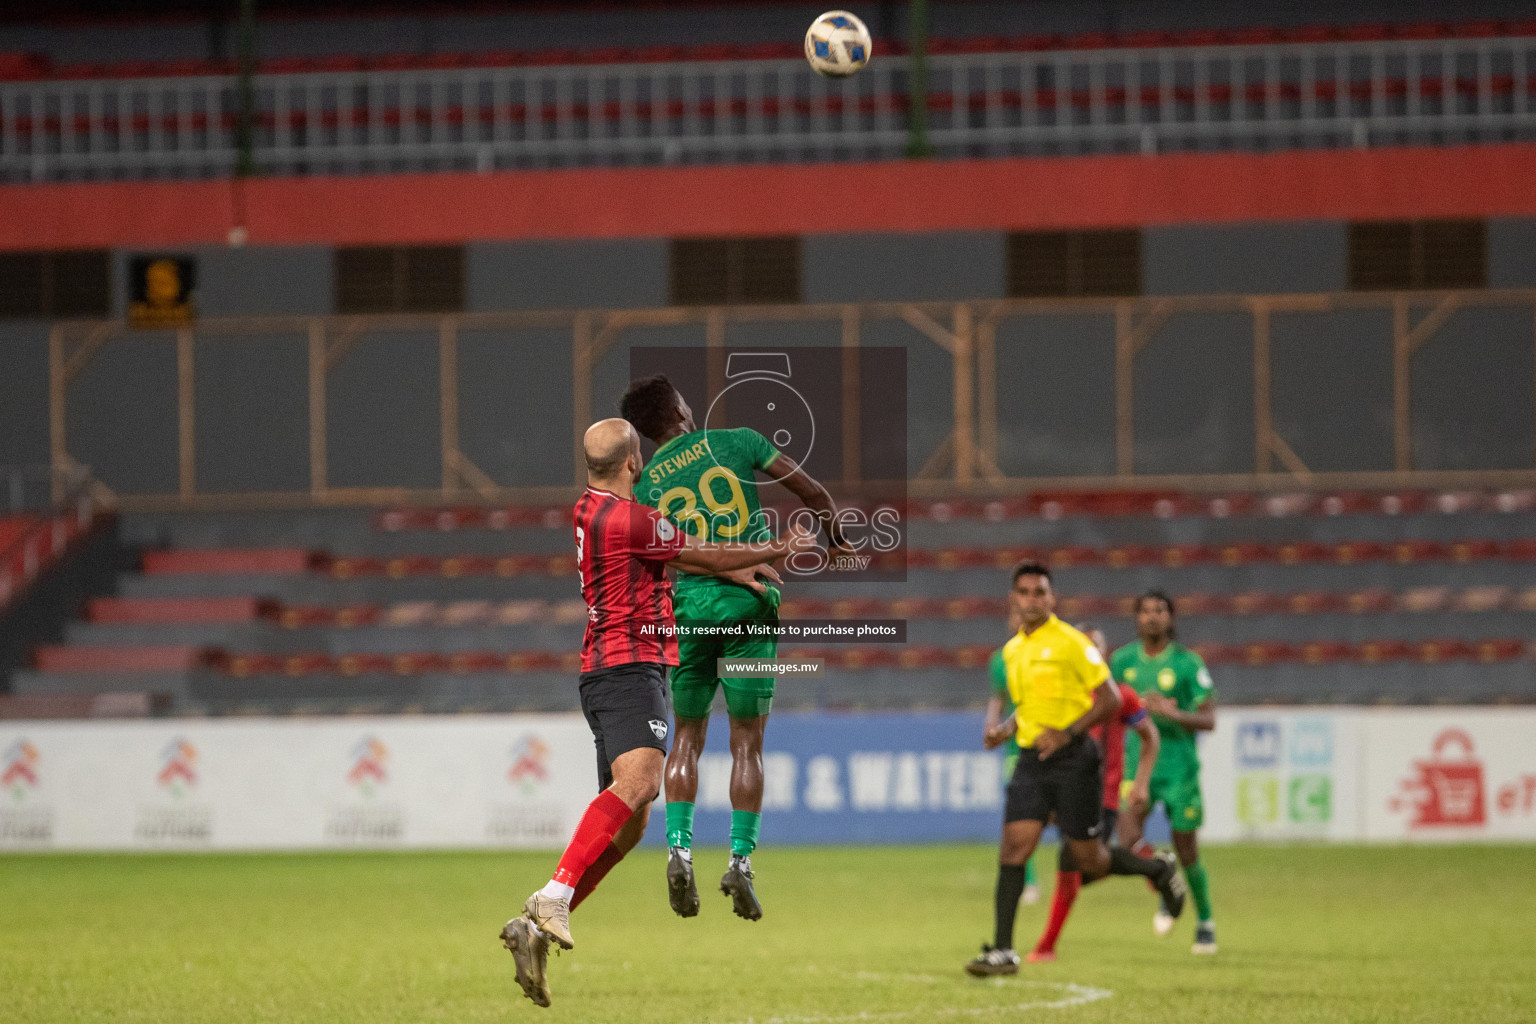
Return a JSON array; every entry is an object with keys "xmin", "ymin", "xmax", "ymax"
[{"xmin": 966, "ymin": 562, "xmax": 1186, "ymax": 976}]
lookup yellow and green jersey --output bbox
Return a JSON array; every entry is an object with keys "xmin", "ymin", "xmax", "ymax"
[
  {"xmin": 1114, "ymin": 640, "xmax": 1214, "ymax": 781},
  {"xmin": 639, "ymin": 427, "xmax": 780, "ymax": 600}
]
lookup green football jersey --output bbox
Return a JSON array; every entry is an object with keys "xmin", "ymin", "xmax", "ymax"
[
  {"xmin": 1114, "ymin": 641, "xmax": 1214, "ymax": 779},
  {"xmin": 639, "ymin": 427, "xmax": 780, "ymax": 598},
  {"xmin": 988, "ymin": 646, "xmax": 1021, "ymax": 759}
]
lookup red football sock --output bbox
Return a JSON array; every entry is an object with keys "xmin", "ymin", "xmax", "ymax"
[
  {"xmin": 552, "ymin": 790, "xmax": 633, "ymax": 888},
  {"xmin": 1034, "ymin": 871, "xmax": 1081, "ymax": 954},
  {"xmin": 569, "ymin": 842, "xmax": 626, "ymax": 912}
]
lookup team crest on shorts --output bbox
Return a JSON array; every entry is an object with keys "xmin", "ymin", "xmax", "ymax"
[{"xmin": 649, "ymin": 719, "xmax": 669, "ymax": 740}]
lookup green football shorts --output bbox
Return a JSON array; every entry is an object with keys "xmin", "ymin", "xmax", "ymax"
[
  {"xmin": 671, "ymin": 583, "xmax": 779, "ymax": 721},
  {"xmin": 1148, "ymin": 770, "xmax": 1204, "ymax": 831}
]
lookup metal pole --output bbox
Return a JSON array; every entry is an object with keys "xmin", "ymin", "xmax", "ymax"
[
  {"xmin": 235, "ymin": 0, "xmax": 257, "ymax": 178},
  {"xmin": 1253, "ymin": 301, "xmax": 1273, "ymax": 475},
  {"xmin": 905, "ymin": 0, "xmax": 933, "ymax": 158}
]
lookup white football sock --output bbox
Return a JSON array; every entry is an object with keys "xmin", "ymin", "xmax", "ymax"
[{"xmin": 540, "ymin": 880, "xmax": 576, "ymax": 902}]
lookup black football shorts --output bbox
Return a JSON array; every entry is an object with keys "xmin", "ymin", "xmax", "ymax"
[{"xmin": 578, "ymin": 661, "xmax": 672, "ymax": 792}]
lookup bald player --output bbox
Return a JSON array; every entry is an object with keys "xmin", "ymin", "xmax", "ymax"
[{"xmin": 500, "ymin": 420, "xmax": 815, "ymax": 1008}]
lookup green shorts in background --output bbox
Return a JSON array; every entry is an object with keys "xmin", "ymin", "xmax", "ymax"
[
  {"xmin": 1148, "ymin": 771, "xmax": 1204, "ymax": 831},
  {"xmin": 671, "ymin": 583, "xmax": 779, "ymax": 720}
]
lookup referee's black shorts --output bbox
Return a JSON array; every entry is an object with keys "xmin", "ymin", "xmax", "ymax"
[
  {"xmin": 578, "ymin": 661, "xmax": 672, "ymax": 792},
  {"xmin": 1004, "ymin": 734, "xmax": 1105, "ymax": 841}
]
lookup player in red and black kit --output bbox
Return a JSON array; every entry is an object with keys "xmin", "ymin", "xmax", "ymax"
[
  {"xmin": 500, "ymin": 419, "xmax": 814, "ymax": 1009},
  {"xmin": 1026, "ymin": 626, "xmax": 1165, "ymax": 963}
]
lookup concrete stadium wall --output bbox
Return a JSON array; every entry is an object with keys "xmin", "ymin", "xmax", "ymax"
[{"xmin": 2, "ymin": 218, "xmax": 1533, "ymax": 494}]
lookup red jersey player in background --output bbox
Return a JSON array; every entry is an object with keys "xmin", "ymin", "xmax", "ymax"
[
  {"xmin": 1026, "ymin": 625, "xmax": 1162, "ymax": 963},
  {"xmin": 500, "ymin": 419, "xmax": 814, "ymax": 1008}
]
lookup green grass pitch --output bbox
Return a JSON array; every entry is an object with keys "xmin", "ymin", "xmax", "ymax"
[{"xmin": 3, "ymin": 844, "xmax": 1533, "ymax": 1023}]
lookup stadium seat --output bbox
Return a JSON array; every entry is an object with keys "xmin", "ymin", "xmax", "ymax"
[
  {"xmin": 87, "ymin": 597, "xmax": 268, "ymax": 624},
  {"xmin": 144, "ymin": 549, "xmax": 314, "ymax": 574},
  {"xmin": 36, "ymin": 645, "xmax": 213, "ymax": 673}
]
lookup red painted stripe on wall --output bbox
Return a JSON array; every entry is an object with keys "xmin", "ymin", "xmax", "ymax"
[{"xmin": 3, "ymin": 144, "xmax": 1536, "ymax": 250}]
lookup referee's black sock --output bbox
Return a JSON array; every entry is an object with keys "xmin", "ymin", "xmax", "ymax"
[
  {"xmin": 993, "ymin": 864, "xmax": 1027, "ymax": 950},
  {"xmin": 1107, "ymin": 845, "xmax": 1166, "ymax": 880}
]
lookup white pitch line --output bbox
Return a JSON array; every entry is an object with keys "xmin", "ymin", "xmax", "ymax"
[{"xmin": 721, "ymin": 980, "xmax": 1113, "ymax": 1024}]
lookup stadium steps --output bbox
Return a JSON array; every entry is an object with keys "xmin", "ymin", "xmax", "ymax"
[{"xmin": 17, "ymin": 497, "xmax": 1536, "ymax": 714}]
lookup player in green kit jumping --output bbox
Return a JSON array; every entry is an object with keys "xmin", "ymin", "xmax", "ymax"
[
  {"xmin": 621, "ymin": 374, "xmax": 842, "ymax": 921},
  {"xmin": 1113, "ymin": 590, "xmax": 1219, "ymax": 955}
]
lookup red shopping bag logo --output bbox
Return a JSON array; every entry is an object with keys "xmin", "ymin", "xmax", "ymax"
[{"xmin": 1391, "ymin": 729, "xmax": 1487, "ymax": 828}]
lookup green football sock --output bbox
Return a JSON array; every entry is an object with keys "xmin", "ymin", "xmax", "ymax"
[
  {"xmin": 729, "ymin": 810, "xmax": 762, "ymax": 857},
  {"xmin": 1184, "ymin": 860, "xmax": 1213, "ymax": 922},
  {"xmin": 665, "ymin": 801, "xmax": 695, "ymax": 850},
  {"xmin": 1024, "ymin": 854, "xmax": 1037, "ymax": 887}
]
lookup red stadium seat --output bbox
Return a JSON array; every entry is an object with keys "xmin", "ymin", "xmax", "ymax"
[
  {"xmin": 1301, "ymin": 641, "xmax": 1356, "ymax": 665},
  {"xmin": 1504, "ymin": 539, "xmax": 1536, "ymax": 560},
  {"xmin": 1359, "ymin": 639, "xmax": 1414, "ymax": 663},
  {"xmin": 1173, "ymin": 592, "xmax": 1230, "ymax": 617},
  {"xmin": 1449, "ymin": 539, "xmax": 1502, "ymax": 562},
  {"xmin": 1332, "ymin": 541, "xmax": 1389, "ymax": 564},
  {"xmin": 1229, "ymin": 591, "xmax": 1282, "ymax": 616},
  {"xmin": 283, "ymin": 653, "xmax": 337, "ymax": 676},
  {"xmin": 1105, "ymin": 546, "xmax": 1160, "ymax": 569},
  {"xmin": 954, "ymin": 646, "xmax": 994, "ymax": 670},
  {"xmin": 1475, "ymin": 639, "xmax": 1526, "ymax": 663},
  {"xmin": 1394, "ymin": 540, "xmax": 1448, "ymax": 564},
  {"xmin": 1454, "ymin": 586, "xmax": 1509, "ymax": 613},
  {"xmin": 144, "ymin": 549, "xmax": 314, "ymax": 574},
  {"xmin": 1417, "ymin": 640, "xmax": 1473, "ymax": 664},
  {"xmin": 1190, "ymin": 643, "xmax": 1242, "ymax": 666},
  {"xmin": 1345, "ymin": 589, "xmax": 1398, "ymax": 614},
  {"xmin": 36, "ymin": 645, "xmax": 212, "ymax": 673},
  {"xmin": 1219, "ymin": 543, "xmax": 1277, "ymax": 566},
  {"xmin": 1242, "ymin": 642, "xmax": 1297, "ymax": 666},
  {"xmin": 1161, "ymin": 545, "xmax": 1215, "ymax": 568},
  {"xmin": 1276, "ymin": 542, "xmax": 1331, "ymax": 565},
  {"xmin": 1286, "ymin": 591, "xmax": 1345, "ymax": 615},
  {"xmin": 1400, "ymin": 587, "xmax": 1451, "ymax": 613},
  {"xmin": 1047, "ymin": 546, "xmax": 1104, "ymax": 569},
  {"xmin": 88, "ymin": 597, "xmax": 266, "ymax": 624}
]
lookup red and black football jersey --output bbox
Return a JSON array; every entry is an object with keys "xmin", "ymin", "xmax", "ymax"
[{"xmin": 574, "ymin": 486, "xmax": 689, "ymax": 672}]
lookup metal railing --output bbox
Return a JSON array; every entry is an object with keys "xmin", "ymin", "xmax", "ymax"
[
  {"xmin": 0, "ymin": 465, "xmax": 100, "ymax": 609},
  {"xmin": 43, "ymin": 289, "xmax": 1536, "ymax": 513},
  {"xmin": 4, "ymin": 34, "xmax": 1536, "ymax": 182}
]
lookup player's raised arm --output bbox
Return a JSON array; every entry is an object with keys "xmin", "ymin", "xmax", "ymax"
[{"xmin": 760, "ymin": 451, "xmax": 848, "ymax": 550}]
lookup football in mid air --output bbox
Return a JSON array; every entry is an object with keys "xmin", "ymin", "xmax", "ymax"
[{"xmin": 805, "ymin": 10, "xmax": 872, "ymax": 78}]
